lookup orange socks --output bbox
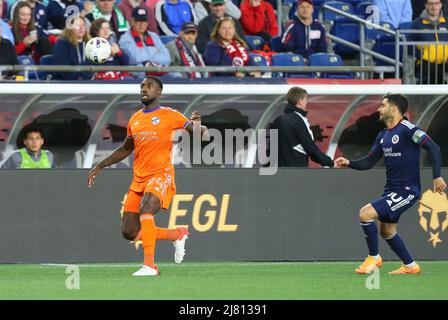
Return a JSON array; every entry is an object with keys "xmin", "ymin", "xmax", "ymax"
[
  {"xmin": 137, "ymin": 215, "xmax": 182, "ymax": 268},
  {"xmin": 140, "ymin": 213, "xmax": 156, "ymax": 268},
  {"xmin": 156, "ymin": 228, "xmax": 181, "ymax": 241},
  {"xmin": 133, "ymin": 228, "xmax": 180, "ymax": 241}
]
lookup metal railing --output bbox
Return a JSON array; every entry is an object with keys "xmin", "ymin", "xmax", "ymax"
[
  {"xmin": 398, "ymin": 29, "xmax": 448, "ymax": 85},
  {"xmin": 318, "ymin": 4, "xmax": 404, "ymax": 79},
  {"xmin": 0, "ymin": 65, "xmax": 396, "ymax": 81},
  {"xmin": 318, "ymin": 4, "xmax": 448, "ymax": 84}
]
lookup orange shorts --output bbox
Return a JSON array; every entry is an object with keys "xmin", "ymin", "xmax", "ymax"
[{"xmin": 123, "ymin": 170, "xmax": 176, "ymax": 213}]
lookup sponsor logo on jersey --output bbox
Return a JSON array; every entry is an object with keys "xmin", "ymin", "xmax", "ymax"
[
  {"xmin": 392, "ymin": 135, "xmax": 400, "ymax": 144},
  {"xmin": 418, "ymin": 190, "xmax": 448, "ymax": 247},
  {"xmin": 412, "ymin": 129, "xmax": 426, "ymax": 144},
  {"xmin": 152, "ymin": 117, "xmax": 160, "ymax": 125},
  {"xmin": 382, "ymin": 147, "xmax": 401, "ymax": 157}
]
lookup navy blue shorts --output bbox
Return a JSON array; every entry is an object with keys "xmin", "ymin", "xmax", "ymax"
[{"xmin": 370, "ymin": 191, "xmax": 418, "ymax": 223}]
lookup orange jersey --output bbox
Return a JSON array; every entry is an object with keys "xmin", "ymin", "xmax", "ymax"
[{"xmin": 127, "ymin": 106, "xmax": 190, "ymax": 191}]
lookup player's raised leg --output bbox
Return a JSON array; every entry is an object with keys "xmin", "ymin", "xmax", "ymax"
[
  {"xmin": 121, "ymin": 212, "xmax": 141, "ymax": 241},
  {"xmin": 380, "ymin": 222, "xmax": 421, "ymax": 275},
  {"xmin": 355, "ymin": 204, "xmax": 383, "ymax": 274},
  {"xmin": 131, "ymin": 224, "xmax": 189, "ymax": 263}
]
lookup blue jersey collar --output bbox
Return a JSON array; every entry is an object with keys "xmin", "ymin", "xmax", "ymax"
[{"xmin": 142, "ymin": 106, "xmax": 161, "ymax": 113}]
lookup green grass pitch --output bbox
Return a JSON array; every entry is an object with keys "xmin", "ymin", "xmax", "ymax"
[{"xmin": 1, "ymin": 261, "xmax": 448, "ymax": 300}]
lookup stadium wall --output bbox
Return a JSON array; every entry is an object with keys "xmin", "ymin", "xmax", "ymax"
[{"xmin": 1, "ymin": 169, "xmax": 447, "ymax": 263}]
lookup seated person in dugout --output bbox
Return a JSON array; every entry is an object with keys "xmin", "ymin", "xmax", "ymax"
[{"xmin": 1, "ymin": 127, "xmax": 54, "ymax": 169}]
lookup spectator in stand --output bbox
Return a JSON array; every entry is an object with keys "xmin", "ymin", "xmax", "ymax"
[
  {"xmin": 85, "ymin": 0, "xmax": 129, "ymax": 40},
  {"xmin": 52, "ymin": 15, "xmax": 93, "ymax": 80},
  {"xmin": 372, "ymin": 0, "xmax": 412, "ymax": 29},
  {"xmin": 118, "ymin": 6, "xmax": 170, "ymax": 71},
  {"xmin": 196, "ymin": 0, "xmax": 246, "ymax": 54},
  {"xmin": 8, "ymin": 0, "xmax": 49, "ymax": 30},
  {"xmin": 12, "ymin": 2, "xmax": 52, "ymax": 63},
  {"xmin": 165, "ymin": 21, "xmax": 207, "ymax": 78},
  {"xmin": 118, "ymin": 0, "xmax": 158, "ymax": 34},
  {"xmin": 155, "ymin": 0, "xmax": 198, "ymax": 36},
  {"xmin": 240, "ymin": 0, "xmax": 278, "ymax": 42},
  {"xmin": 204, "ymin": 17, "xmax": 260, "ymax": 77},
  {"xmin": 0, "ymin": 35, "xmax": 18, "ymax": 80},
  {"xmin": 47, "ymin": 0, "xmax": 89, "ymax": 31},
  {"xmin": 0, "ymin": 0, "xmax": 14, "ymax": 43},
  {"xmin": 145, "ymin": 0, "xmax": 159, "ymax": 31},
  {"xmin": 193, "ymin": 0, "xmax": 241, "ymax": 22},
  {"xmin": 90, "ymin": 18, "xmax": 133, "ymax": 80},
  {"xmin": 1, "ymin": 0, "xmax": 6, "ymax": 19},
  {"xmin": 232, "ymin": 0, "xmax": 277, "ymax": 11},
  {"xmin": 412, "ymin": 0, "xmax": 448, "ymax": 84},
  {"xmin": 280, "ymin": 0, "xmax": 327, "ymax": 62}
]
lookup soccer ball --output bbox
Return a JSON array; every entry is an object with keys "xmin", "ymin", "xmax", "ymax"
[{"xmin": 85, "ymin": 37, "xmax": 111, "ymax": 64}]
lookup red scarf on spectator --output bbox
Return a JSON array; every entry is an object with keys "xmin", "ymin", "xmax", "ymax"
[
  {"xmin": 223, "ymin": 40, "xmax": 249, "ymax": 66},
  {"xmin": 132, "ymin": 30, "xmax": 154, "ymax": 47},
  {"xmin": 131, "ymin": 29, "xmax": 166, "ymax": 76},
  {"xmin": 175, "ymin": 37, "xmax": 206, "ymax": 79}
]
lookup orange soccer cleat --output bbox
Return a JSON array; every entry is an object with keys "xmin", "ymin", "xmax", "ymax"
[
  {"xmin": 355, "ymin": 256, "xmax": 383, "ymax": 274},
  {"xmin": 388, "ymin": 264, "xmax": 421, "ymax": 275}
]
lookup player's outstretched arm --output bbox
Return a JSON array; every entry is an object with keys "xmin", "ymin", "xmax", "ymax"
[
  {"xmin": 87, "ymin": 137, "xmax": 134, "ymax": 188},
  {"xmin": 420, "ymin": 136, "xmax": 446, "ymax": 194},
  {"xmin": 185, "ymin": 111, "xmax": 209, "ymax": 140}
]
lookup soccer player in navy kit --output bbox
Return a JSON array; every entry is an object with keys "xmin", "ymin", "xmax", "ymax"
[{"xmin": 335, "ymin": 94, "xmax": 446, "ymax": 275}]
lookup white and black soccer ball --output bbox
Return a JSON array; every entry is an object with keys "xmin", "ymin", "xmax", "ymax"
[{"xmin": 85, "ymin": 37, "xmax": 111, "ymax": 64}]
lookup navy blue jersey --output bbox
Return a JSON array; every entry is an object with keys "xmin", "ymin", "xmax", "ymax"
[{"xmin": 368, "ymin": 120, "xmax": 429, "ymax": 197}]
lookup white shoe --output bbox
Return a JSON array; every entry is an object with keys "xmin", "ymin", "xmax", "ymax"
[
  {"xmin": 173, "ymin": 227, "xmax": 189, "ymax": 264},
  {"xmin": 132, "ymin": 265, "xmax": 160, "ymax": 276}
]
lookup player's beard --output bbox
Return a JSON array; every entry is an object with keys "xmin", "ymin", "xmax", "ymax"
[
  {"xmin": 379, "ymin": 112, "xmax": 391, "ymax": 123},
  {"xmin": 141, "ymin": 96, "xmax": 158, "ymax": 106}
]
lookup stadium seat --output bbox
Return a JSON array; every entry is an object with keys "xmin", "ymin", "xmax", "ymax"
[
  {"xmin": 248, "ymin": 53, "xmax": 269, "ymax": 67},
  {"xmin": 398, "ymin": 22, "xmax": 413, "ymax": 30},
  {"xmin": 372, "ymin": 34, "xmax": 399, "ymax": 66},
  {"xmin": 365, "ymin": 21, "xmax": 395, "ymax": 41},
  {"xmin": 38, "ymin": 54, "xmax": 54, "ymax": 80},
  {"xmin": 245, "ymin": 35, "xmax": 265, "ymax": 51},
  {"xmin": 270, "ymin": 53, "xmax": 312, "ymax": 78},
  {"xmin": 398, "ymin": 22, "xmax": 414, "ymax": 41},
  {"xmin": 308, "ymin": 52, "xmax": 354, "ymax": 78},
  {"xmin": 17, "ymin": 55, "xmax": 39, "ymax": 80},
  {"xmin": 159, "ymin": 35, "xmax": 176, "ymax": 45},
  {"xmin": 269, "ymin": 36, "xmax": 282, "ymax": 52},
  {"xmin": 355, "ymin": 2, "xmax": 374, "ymax": 20},
  {"xmin": 320, "ymin": 1, "xmax": 354, "ymax": 23},
  {"xmin": 330, "ymin": 19, "xmax": 360, "ymax": 55}
]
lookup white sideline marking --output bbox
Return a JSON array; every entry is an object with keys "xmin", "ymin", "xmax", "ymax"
[{"xmin": 40, "ymin": 261, "xmax": 361, "ymax": 268}]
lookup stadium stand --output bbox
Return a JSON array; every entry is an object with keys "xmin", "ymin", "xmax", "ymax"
[
  {"xmin": 37, "ymin": 54, "xmax": 54, "ymax": 81},
  {"xmin": 17, "ymin": 55, "xmax": 39, "ymax": 80},
  {"xmin": 308, "ymin": 52, "xmax": 354, "ymax": 78},
  {"xmin": 271, "ymin": 52, "xmax": 311, "ymax": 78},
  {"xmin": 245, "ymin": 35, "xmax": 266, "ymax": 51}
]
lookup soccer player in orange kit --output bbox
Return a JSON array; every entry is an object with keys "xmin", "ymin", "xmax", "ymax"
[{"xmin": 87, "ymin": 76, "xmax": 207, "ymax": 276}]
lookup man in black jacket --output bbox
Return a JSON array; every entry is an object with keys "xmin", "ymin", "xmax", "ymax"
[
  {"xmin": 272, "ymin": 87, "xmax": 334, "ymax": 167},
  {"xmin": 0, "ymin": 36, "xmax": 18, "ymax": 79}
]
